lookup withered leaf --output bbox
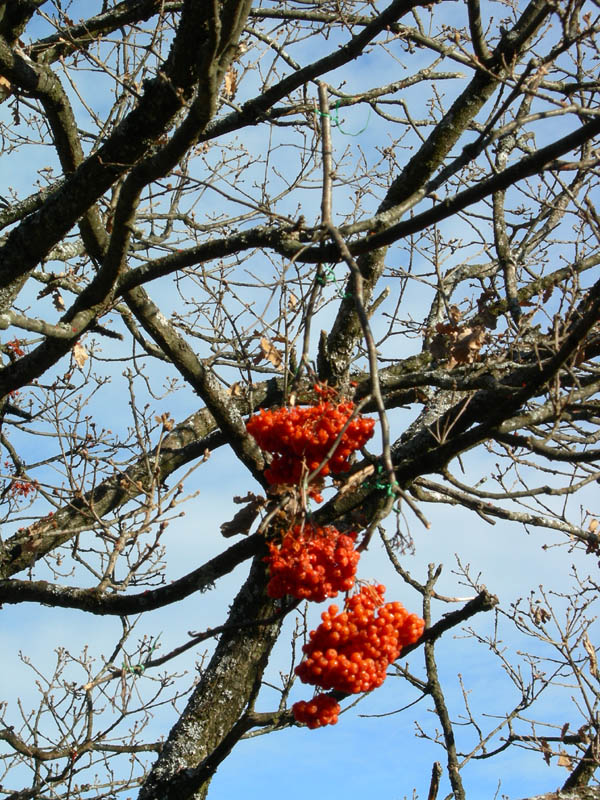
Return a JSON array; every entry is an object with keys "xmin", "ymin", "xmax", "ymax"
[
  {"xmin": 38, "ymin": 284, "xmax": 55, "ymax": 299},
  {"xmin": 583, "ymin": 632, "xmax": 598, "ymax": 678},
  {"xmin": 429, "ymin": 332, "xmax": 450, "ymax": 361},
  {"xmin": 450, "ymin": 324, "xmax": 487, "ymax": 367},
  {"xmin": 155, "ymin": 412, "xmax": 174, "ymax": 431},
  {"xmin": 541, "ymin": 739, "xmax": 552, "ymax": 766},
  {"xmin": 221, "ymin": 493, "xmax": 265, "ymax": 537},
  {"xmin": 476, "ymin": 290, "xmax": 498, "ymax": 329},
  {"xmin": 233, "ymin": 492, "xmax": 263, "ymax": 505},
  {"xmin": 542, "ymin": 285, "xmax": 554, "ymax": 304},
  {"xmin": 255, "ymin": 336, "xmax": 283, "ymax": 369},
  {"xmin": 52, "ymin": 289, "xmax": 65, "ymax": 311},
  {"xmin": 478, "ymin": 306, "xmax": 498, "ymax": 330},
  {"xmin": 588, "ymin": 518, "xmax": 598, "ymax": 533},
  {"xmin": 227, "ymin": 382, "xmax": 244, "ymax": 397},
  {"xmin": 72, "ymin": 341, "xmax": 89, "ymax": 369},
  {"xmin": 0, "ymin": 75, "xmax": 11, "ymax": 101},
  {"xmin": 449, "ymin": 305, "xmax": 462, "ymax": 325},
  {"xmin": 577, "ymin": 724, "xmax": 591, "ymax": 744},
  {"xmin": 557, "ymin": 750, "xmax": 573, "ymax": 770},
  {"xmin": 532, "ymin": 605, "xmax": 551, "ymax": 626},
  {"xmin": 223, "ymin": 66, "xmax": 238, "ymax": 98}
]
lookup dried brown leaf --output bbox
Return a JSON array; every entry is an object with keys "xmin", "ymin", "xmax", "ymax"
[
  {"xmin": 452, "ymin": 325, "xmax": 487, "ymax": 365},
  {"xmin": 0, "ymin": 75, "xmax": 11, "ymax": 102},
  {"xmin": 541, "ymin": 739, "xmax": 552, "ymax": 766},
  {"xmin": 557, "ymin": 750, "xmax": 573, "ymax": 769},
  {"xmin": 52, "ymin": 289, "xmax": 65, "ymax": 311},
  {"xmin": 162, "ymin": 413, "xmax": 174, "ymax": 431},
  {"xmin": 577, "ymin": 724, "xmax": 591, "ymax": 744},
  {"xmin": 478, "ymin": 306, "xmax": 498, "ymax": 330},
  {"xmin": 255, "ymin": 336, "xmax": 283, "ymax": 369},
  {"xmin": 228, "ymin": 382, "xmax": 244, "ymax": 397},
  {"xmin": 429, "ymin": 332, "xmax": 451, "ymax": 361},
  {"xmin": 223, "ymin": 66, "xmax": 238, "ymax": 98},
  {"xmin": 72, "ymin": 341, "xmax": 89, "ymax": 369},
  {"xmin": 37, "ymin": 284, "xmax": 55, "ymax": 299},
  {"xmin": 532, "ymin": 605, "xmax": 551, "ymax": 626},
  {"xmin": 583, "ymin": 632, "xmax": 598, "ymax": 678},
  {"xmin": 449, "ymin": 305, "xmax": 462, "ymax": 325},
  {"xmin": 542, "ymin": 286, "xmax": 554, "ymax": 303},
  {"xmin": 221, "ymin": 493, "xmax": 265, "ymax": 537}
]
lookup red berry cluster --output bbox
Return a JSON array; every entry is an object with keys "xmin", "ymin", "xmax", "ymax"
[
  {"xmin": 246, "ymin": 401, "xmax": 374, "ymax": 501},
  {"xmin": 291, "ymin": 693, "xmax": 341, "ymax": 729},
  {"xmin": 265, "ymin": 523, "xmax": 360, "ymax": 602},
  {"xmin": 8, "ymin": 479, "xmax": 38, "ymax": 499},
  {"xmin": 6, "ymin": 338, "xmax": 25, "ymax": 358},
  {"xmin": 247, "ymin": 394, "xmax": 422, "ymax": 730},
  {"xmin": 295, "ymin": 585, "xmax": 424, "ymax": 695}
]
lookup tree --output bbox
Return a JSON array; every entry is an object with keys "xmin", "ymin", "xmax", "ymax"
[{"xmin": 0, "ymin": 0, "xmax": 599, "ymax": 798}]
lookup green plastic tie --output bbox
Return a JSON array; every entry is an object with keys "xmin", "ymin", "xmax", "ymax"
[{"xmin": 315, "ymin": 99, "xmax": 371, "ymax": 136}]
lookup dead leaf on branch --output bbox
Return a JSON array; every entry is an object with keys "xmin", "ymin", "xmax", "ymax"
[
  {"xmin": 72, "ymin": 341, "xmax": 89, "ymax": 369},
  {"xmin": 532, "ymin": 604, "xmax": 551, "ymax": 626},
  {"xmin": 429, "ymin": 330, "xmax": 451, "ymax": 361},
  {"xmin": 583, "ymin": 632, "xmax": 598, "ymax": 679},
  {"xmin": 557, "ymin": 750, "xmax": 573, "ymax": 769},
  {"xmin": 220, "ymin": 492, "xmax": 266, "ymax": 537},
  {"xmin": 541, "ymin": 739, "xmax": 552, "ymax": 766},
  {"xmin": 0, "ymin": 75, "xmax": 11, "ymax": 102},
  {"xmin": 154, "ymin": 412, "xmax": 174, "ymax": 432},
  {"xmin": 430, "ymin": 321, "xmax": 489, "ymax": 369},
  {"xmin": 227, "ymin": 382, "xmax": 244, "ymax": 397},
  {"xmin": 449, "ymin": 304, "xmax": 462, "ymax": 325},
  {"xmin": 223, "ymin": 66, "xmax": 238, "ymax": 99},
  {"xmin": 52, "ymin": 289, "xmax": 65, "ymax": 311},
  {"xmin": 542, "ymin": 285, "xmax": 554, "ymax": 304},
  {"xmin": 453, "ymin": 325, "xmax": 487, "ymax": 364},
  {"xmin": 257, "ymin": 484, "xmax": 304, "ymax": 532},
  {"xmin": 254, "ymin": 336, "xmax": 283, "ymax": 370},
  {"xmin": 476, "ymin": 289, "xmax": 498, "ymax": 330},
  {"xmin": 577, "ymin": 724, "xmax": 591, "ymax": 744}
]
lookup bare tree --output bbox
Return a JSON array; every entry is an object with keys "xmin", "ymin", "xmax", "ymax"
[{"xmin": 0, "ymin": 1, "xmax": 599, "ymax": 798}]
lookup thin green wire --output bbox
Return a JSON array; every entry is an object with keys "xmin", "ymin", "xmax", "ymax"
[{"xmin": 316, "ymin": 99, "xmax": 371, "ymax": 137}]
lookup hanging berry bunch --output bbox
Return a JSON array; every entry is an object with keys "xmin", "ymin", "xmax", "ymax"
[
  {"xmin": 293, "ymin": 585, "xmax": 424, "ymax": 720},
  {"xmin": 291, "ymin": 693, "xmax": 341, "ymax": 730},
  {"xmin": 246, "ymin": 399, "xmax": 375, "ymax": 501},
  {"xmin": 247, "ymin": 392, "xmax": 423, "ymax": 729},
  {"xmin": 265, "ymin": 523, "xmax": 360, "ymax": 603}
]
